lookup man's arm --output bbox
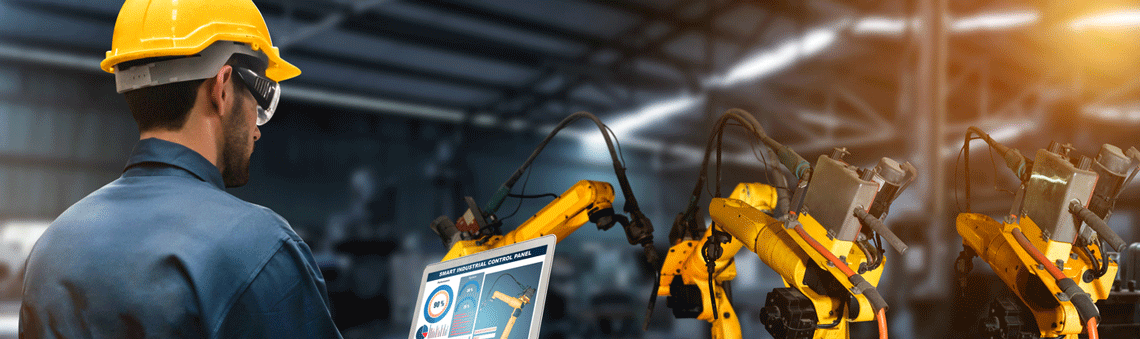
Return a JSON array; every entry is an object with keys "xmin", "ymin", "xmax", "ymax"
[{"xmin": 213, "ymin": 239, "xmax": 341, "ymax": 338}]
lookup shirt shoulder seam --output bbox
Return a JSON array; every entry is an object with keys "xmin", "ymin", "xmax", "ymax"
[{"xmin": 207, "ymin": 223, "xmax": 293, "ymax": 335}]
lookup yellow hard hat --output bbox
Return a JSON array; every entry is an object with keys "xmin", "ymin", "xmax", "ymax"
[{"xmin": 100, "ymin": 0, "xmax": 301, "ymax": 82}]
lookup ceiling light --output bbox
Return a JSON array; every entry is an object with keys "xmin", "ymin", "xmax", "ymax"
[
  {"xmin": 941, "ymin": 120, "xmax": 1036, "ymax": 158},
  {"xmin": 1071, "ymin": 10, "xmax": 1140, "ymax": 30},
  {"xmin": 606, "ymin": 94, "xmax": 704, "ymax": 134},
  {"xmin": 580, "ymin": 95, "xmax": 704, "ymax": 161},
  {"xmin": 713, "ymin": 26, "xmax": 839, "ymax": 87},
  {"xmin": 1083, "ymin": 104, "xmax": 1140, "ymax": 123},
  {"xmin": 952, "ymin": 10, "xmax": 1040, "ymax": 33},
  {"xmin": 853, "ymin": 17, "xmax": 910, "ymax": 35}
]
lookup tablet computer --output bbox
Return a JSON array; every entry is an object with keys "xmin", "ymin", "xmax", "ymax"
[{"xmin": 410, "ymin": 235, "xmax": 556, "ymax": 339}]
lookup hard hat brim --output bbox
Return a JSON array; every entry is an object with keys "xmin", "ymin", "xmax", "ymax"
[{"xmin": 102, "ymin": 34, "xmax": 301, "ymax": 82}]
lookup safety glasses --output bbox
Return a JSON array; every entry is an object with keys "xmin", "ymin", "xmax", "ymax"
[{"xmin": 232, "ymin": 67, "xmax": 280, "ymax": 126}]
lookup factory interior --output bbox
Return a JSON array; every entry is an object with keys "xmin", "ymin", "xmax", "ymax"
[{"xmin": 2, "ymin": 0, "xmax": 1140, "ymax": 338}]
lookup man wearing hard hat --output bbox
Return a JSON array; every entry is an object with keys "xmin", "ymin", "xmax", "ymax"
[{"xmin": 20, "ymin": 1, "xmax": 341, "ymax": 338}]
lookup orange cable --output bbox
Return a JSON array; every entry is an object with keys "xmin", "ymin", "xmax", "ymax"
[
  {"xmin": 794, "ymin": 223, "xmax": 888, "ymax": 339},
  {"xmin": 877, "ymin": 309, "xmax": 888, "ymax": 339},
  {"xmin": 1014, "ymin": 227, "xmax": 1101, "ymax": 339},
  {"xmin": 792, "ymin": 224, "xmax": 857, "ymax": 277},
  {"xmin": 1011, "ymin": 228, "xmax": 1066, "ymax": 280}
]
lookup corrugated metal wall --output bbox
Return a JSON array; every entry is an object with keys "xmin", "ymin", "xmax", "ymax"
[{"xmin": 0, "ymin": 63, "xmax": 134, "ymax": 220}]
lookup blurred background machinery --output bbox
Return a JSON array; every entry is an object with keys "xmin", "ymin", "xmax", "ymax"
[
  {"xmin": 953, "ymin": 127, "xmax": 1136, "ymax": 338},
  {"xmin": 653, "ymin": 110, "xmax": 915, "ymax": 339},
  {"xmin": 2, "ymin": 0, "xmax": 1140, "ymax": 338}
]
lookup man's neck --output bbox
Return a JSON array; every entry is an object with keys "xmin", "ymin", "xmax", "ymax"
[{"xmin": 139, "ymin": 119, "xmax": 220, "ymax": 168}]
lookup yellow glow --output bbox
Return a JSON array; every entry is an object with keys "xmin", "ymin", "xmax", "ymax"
[
  {"xmin": 1071, "ymin": 10, "xmax": 1140, "ymax": 30},
  {"xmin": 952, "ymin": 10, "xmax": 1040, "ymax": 32}
]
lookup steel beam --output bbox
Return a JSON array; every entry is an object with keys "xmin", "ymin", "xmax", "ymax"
[
  {"xmin": 507, "ymin": 0, "xmax": 710, "ymax": 119},
  {"xmin": 415, "ymin": 0, "xmax": 702, "ymax": 72},
  {"xmin": 908, "ymin": 0, "xmax": 951, "ymax": 303},
  {"xmin": 332, "ymin": 11, "xmax": 682, "ymax": 93},
  {"xmin": 632, "ymin": 1, "xmax": 749, "ymax": 68},
  {"xmin": 287, "ymin": 47, "xmax": 610, "ymax": 112},
  {"xmin": 579, "ymin": 0, "xmax": 750, "ymax": 45}
]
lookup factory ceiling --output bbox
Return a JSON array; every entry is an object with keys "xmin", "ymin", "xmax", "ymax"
[{"xmin": 3, "ymin": 0, "xmax": 1140, "ymax": 161}]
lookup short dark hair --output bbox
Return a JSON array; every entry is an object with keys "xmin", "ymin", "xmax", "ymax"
[{"xmin": 121, "ymin": 54, "xmax": 267, "ymax": 132}]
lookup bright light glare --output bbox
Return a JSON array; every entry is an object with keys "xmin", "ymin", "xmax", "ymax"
[
  {"xmin": 1030, "ymin": 173, "xmax": 1068, "ymax": 185},
  {"xmin": 941, "ymin": 121, "xmax": 1036, "ymax": 158},
  {"xmin": 952, "ymin": 10, "xmax": 1040, "ymax": 32},
  {"xmin": 796, "ymin": 110, "xmax": 842, "ymax": 129},
  {"xmin": 1071, "ymin": 10, "xmax": 1140, "ymax": 30},
  {"xmin": 987, "ymin": 124, "xmax": 1029, "ymax": 142},
  {"xmin": 607, "ymin": 95, "xmax": 704, "ymax": 133},
  {"xmin": 1083, "ymin": 104, "xmax": 1140, "ymax": 123},
  {"xmin": 581, "ymin": 25, "xmax": 839, "ymax": 156},
  {"xmin": 580, "ymin": 95, "xmax": 704, "ymax": 160},
  {"xmin": 853, "ymin": 17, "xmax": 910, "ymax": 35},
  {"xmin": 852, "ymin": 11, "xmax": 1040, "ymax": 35},
  {"xmin": 713, "ymin": 26, "xmax": 839, "ymax": 87},
  {"xmin": 0, "ymin": 315, "xmax": 15, "ymax": 337}
]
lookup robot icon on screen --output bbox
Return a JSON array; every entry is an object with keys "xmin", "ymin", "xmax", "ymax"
[{"xmin": 478, "ymin": 270, "xmax": 538, "ymax": 339}]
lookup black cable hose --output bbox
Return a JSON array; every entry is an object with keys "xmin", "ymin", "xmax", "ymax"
[
  {"xmin": 745, "ymin": 137, "xmax": 792, "ymax": 216},
  {"xmin": 499, "ymin": 166, "xmax": 536, "ymax": 221},
  {"xmin": 484, "ymin": 111, "xmax": 643, "ymax": 218},
  {"xmin": 481, "ymin": 273, "xmax": 529, "ymax": 325},
  {"xmin": 667, "ymin": 108, "xmax": 810, "ymax": 321},
  {"xmin": 873, "ymin": 234, "xmax": 885, "ymax": 269},
  {"xmin": 1099, "ymin": 240, "xmax": 1110, "ymax": 277},
  {"xmin": 816, "ymin": 298, "xmax": 846, "ymax": 329},
  {"xmin": 1077, "ymin": 245, "xmax": 1105, "ymax": 280},
  {"xmin": 962, "ymin": 126, "xmax": 1031, "ymax": 212},
  {"xmin": 679, "ymin": 109, "xmax": 809, "ymax": 231},
  {"xmin": 854, "ymin": 208, "xmax": 908, "ymax": 254},
  {"xmin": 463, "ymin": 111, "xmax": 661, "ymax": 331},
  {"xmin": 770, "ymin": 166, "xmax": 790, "ymax": 216},
  {"xmin": 488, "ymin": 273, "xmax": 526, "ymax": 296},
  {"xmin": 857, "ymin": 238, "xmax": 882, "ymax": 272},
  {"xmin": 1070, "ymin": 201, "xmax": 1127, "ymax": 252}
]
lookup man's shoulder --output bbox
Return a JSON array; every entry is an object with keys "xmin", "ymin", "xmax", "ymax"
[
  {"xmin": 23, "ymin": 183, "xmax": 312, "ymax": 339},
  {"xmin": 231, "ymin": 203, "xmax": 302, "ymax": 243},
  {"xmin": 44, "ymin": 176, "xmax": 300, "ymax": 260},
  {"xmin": 92, "ymin": 175, "xmax": 292, "ymax": 228},
  {"xmin": 33, "ymin": 175, "xmax": 304, "ymax": 290}
]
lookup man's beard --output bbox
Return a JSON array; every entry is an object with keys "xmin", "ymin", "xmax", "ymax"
[{"xmin": 220, "ymin": 100, "xmax": 253, "ymax": 188}]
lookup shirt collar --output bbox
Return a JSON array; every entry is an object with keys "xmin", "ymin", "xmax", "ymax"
[{"xmin": 123, "ymin": 138, "xmax": 226, "ymax": 190}]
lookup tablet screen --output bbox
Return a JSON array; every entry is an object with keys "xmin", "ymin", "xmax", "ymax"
[{"xmin": 411, "ymin": 235, "xmax": 556, "ymax": 339}]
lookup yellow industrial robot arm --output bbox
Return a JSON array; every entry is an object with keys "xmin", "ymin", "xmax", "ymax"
[
  {"xmin": 430, "ymin": 111, "xmax": 658, "ymax": 267},
  {"xmin": 709, "ymin": 198, "xmax": 885, "ymax": 318},
  {"xmin": 490, "ymin": 290, "xmax": 532, "ymax": 339},
  {"xmin": 655, "ymin": 183, "xmax": 779, "ymax": 339},
  {"xmin": 660, "ymin": 179, "xmax": 900, "ymax": 339},
  {"xmin": 440, "ymin": 179, "xmax": 616, "ymax": 261},
  {"xmin": 650, "ymin": 109, "xmax": 805, "ymax": 333},
  {"xmin": 954, "ymin": 127, "xmax": 1139, "ymax": 338},
  {"xmin": 429, "ymin": 112, "xmax": 663, "ymax": 338},
  {"xmin": 652, "ymin": 109, "xmax": 914, "ymax": 339}
]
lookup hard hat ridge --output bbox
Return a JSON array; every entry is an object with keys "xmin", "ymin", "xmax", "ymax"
[
  {"xmin": 101, "ymin": 0, "xmax": 300, "ymax": 83},
  {"xmin": 114, "ymin": 41, "xmax": 266, "ymax": 94}
]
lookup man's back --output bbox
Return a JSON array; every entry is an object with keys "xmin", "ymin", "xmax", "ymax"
[{"xmin": 20, "ymin": 139, "xmax": 340, "ymax": 338}]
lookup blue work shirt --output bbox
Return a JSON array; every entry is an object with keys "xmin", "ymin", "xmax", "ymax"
[{"xmin": 20, "ymin": 138, "xmax": 342, "ymax": 338}]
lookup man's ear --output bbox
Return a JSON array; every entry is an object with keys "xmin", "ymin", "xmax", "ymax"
[{"xmin": 209, "ymin": 65, "xmax": 234, "ymax": 116}]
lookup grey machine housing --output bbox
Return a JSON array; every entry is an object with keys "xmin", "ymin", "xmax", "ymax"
[
  {"xmin": 802, "ymin": 155, "xmax": 880, "ymax": 242},
  {"xmin": 1021, "ymin": 148, "xmax": 1098, "ymax": 243}
]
